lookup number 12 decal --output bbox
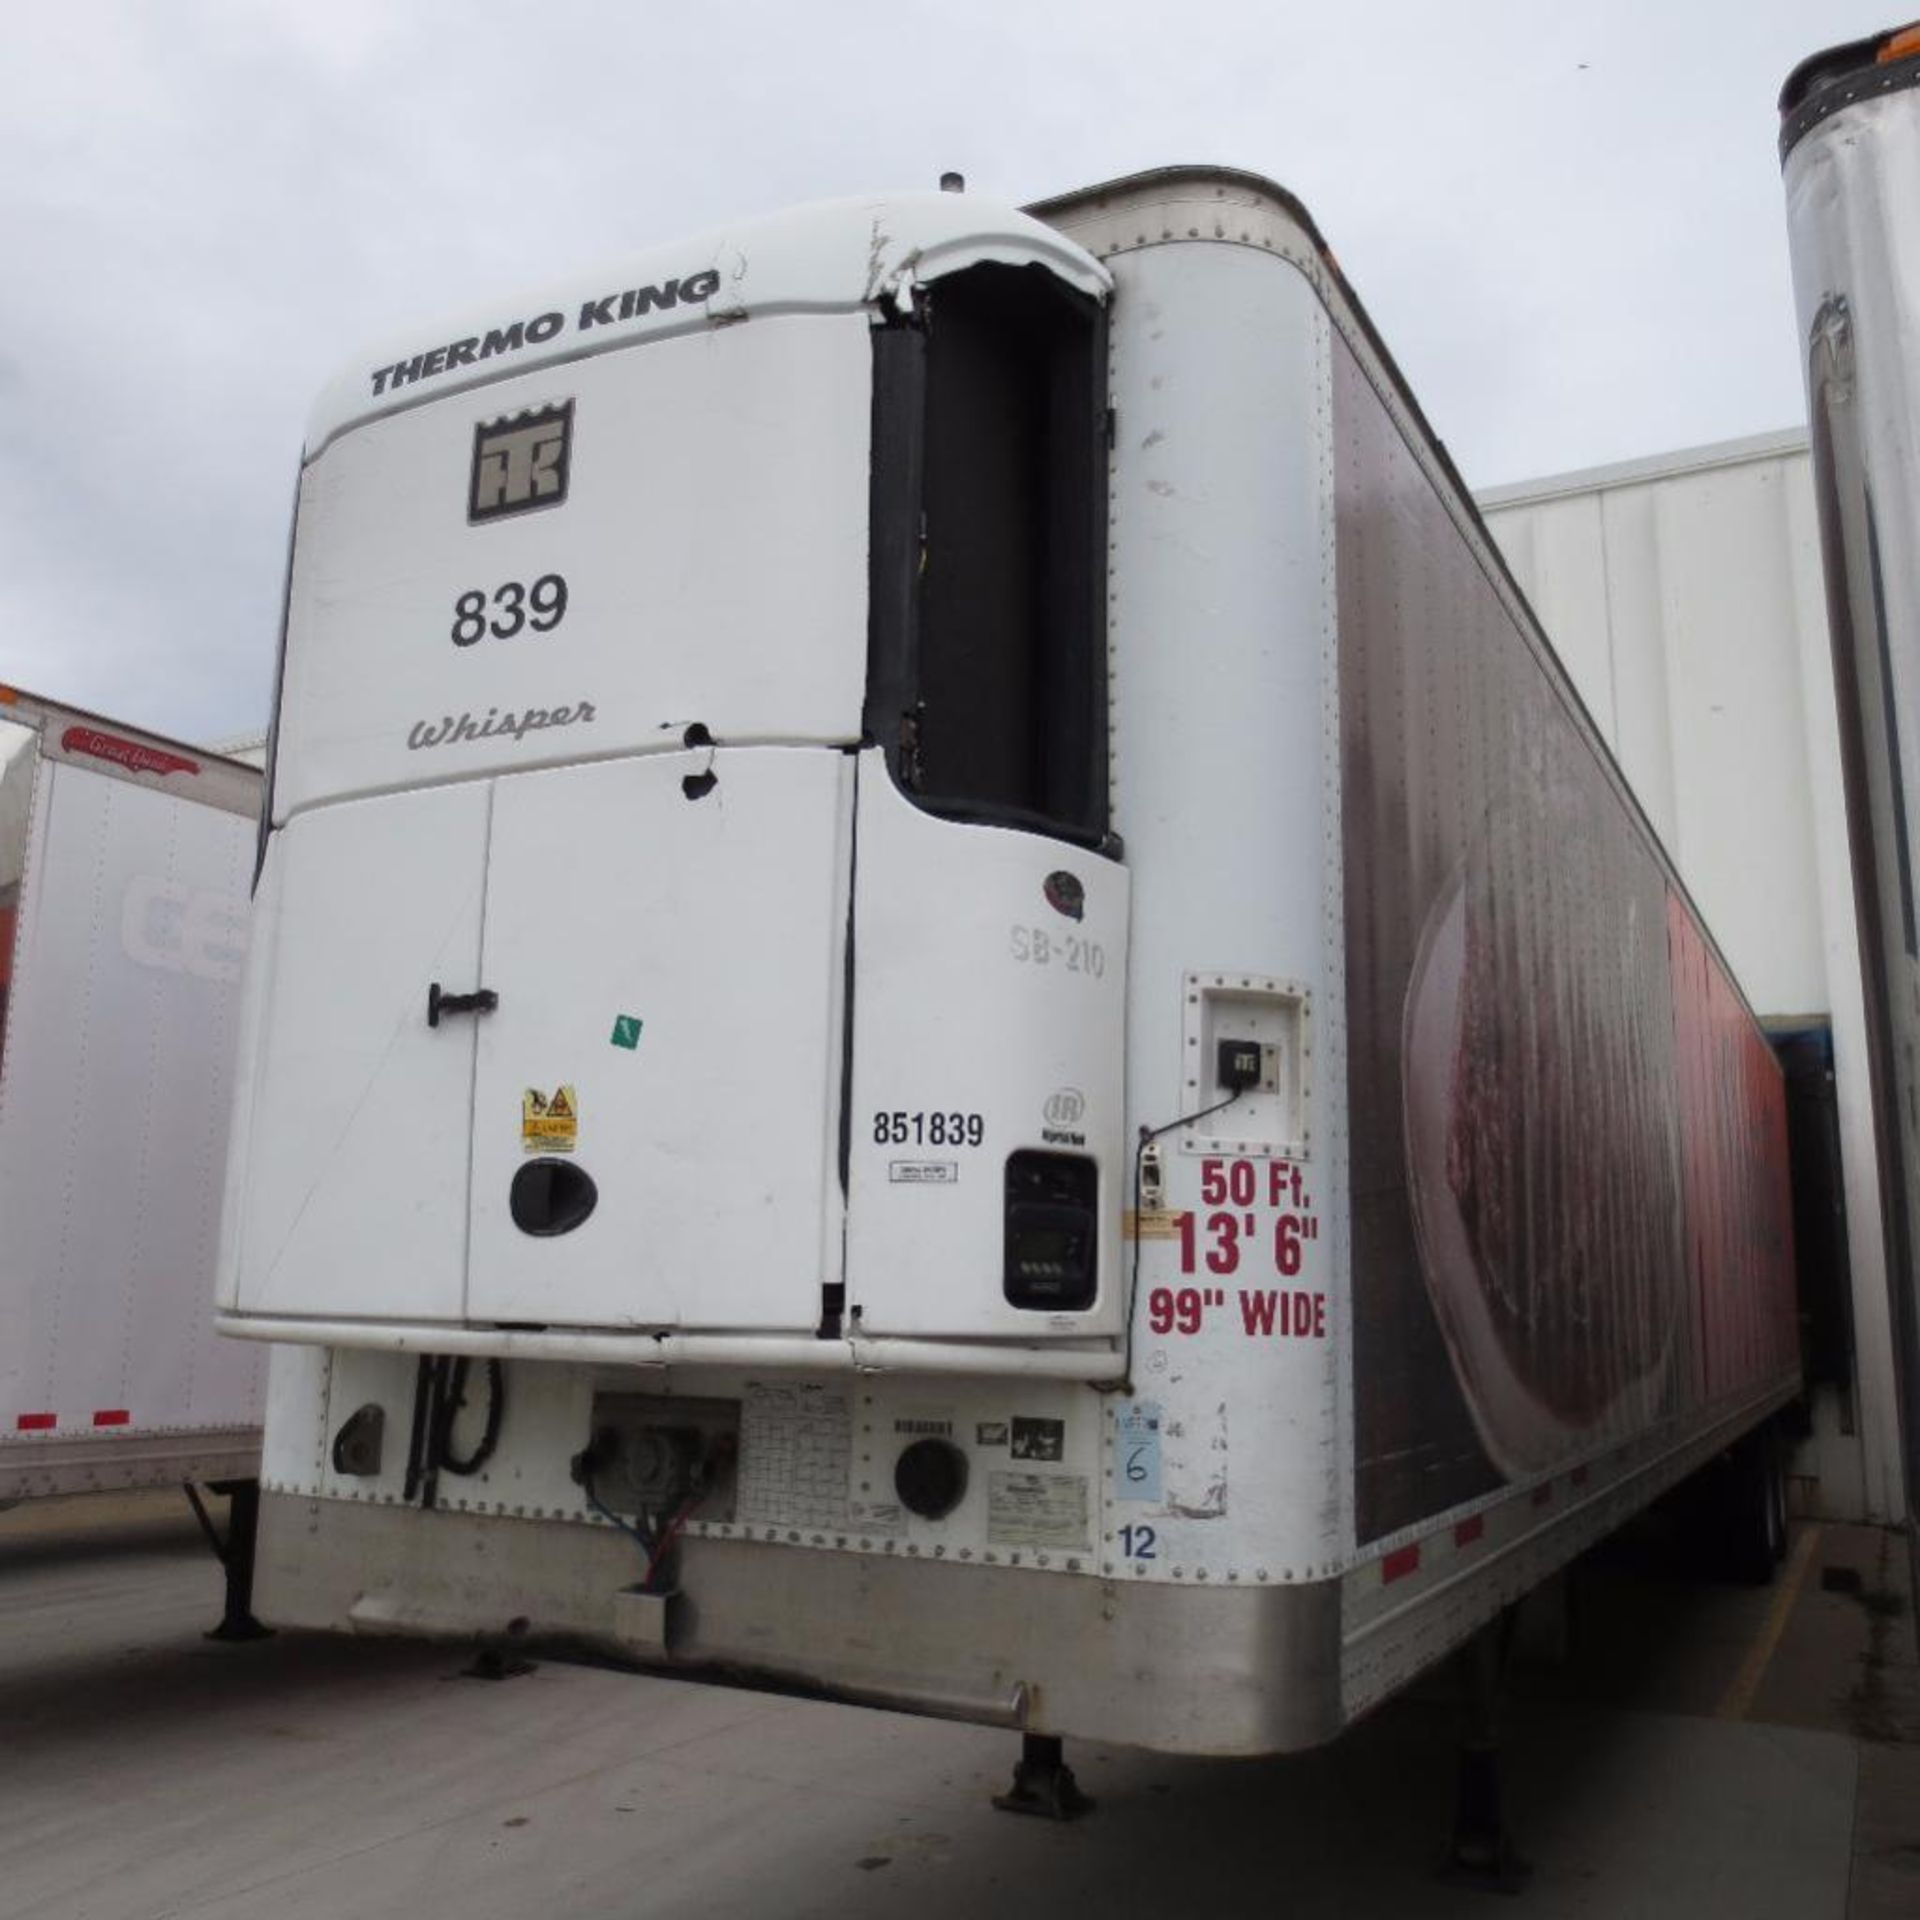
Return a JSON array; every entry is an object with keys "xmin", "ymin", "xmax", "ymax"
[{"xmin": 1120, "ymin": 1524, "xmax": 1157, "ymax": 1560}]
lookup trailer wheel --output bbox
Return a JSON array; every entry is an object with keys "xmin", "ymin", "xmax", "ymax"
[
  {"xmin": 1767, "ymin": 1432, "xmax": 1790, "ymax": 1566},
  {"xmin": 1722, "ymin": 1423, "xmax": 1785, "ymax": 1586}
]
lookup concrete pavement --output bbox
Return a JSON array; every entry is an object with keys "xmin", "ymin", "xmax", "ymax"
[{"xmin": 0, "ymin": 1493, "xmax": 1909, "ymax": 1919}]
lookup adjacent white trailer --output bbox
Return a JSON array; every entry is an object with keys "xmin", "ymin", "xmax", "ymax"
[
  {"xmin": 1783, "ymin": 21, "xmax": 1920, "ymax": 1607},
  {"xmin": 220, "ymin": 171, "xmax": 1800, "ymax": 1763},
  {"xmin": 0, "ymin": 689, "xmax": 264, "ymax": 1504}
]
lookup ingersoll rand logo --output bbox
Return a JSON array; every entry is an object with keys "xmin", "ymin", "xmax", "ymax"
[
  {"xmin": 1042, "ymin": 1086, "xmax": 1087, "ymax": 1147},
  {"xmin": 469, "ymin": 401, "xmax": 573, "ymax": 522}
]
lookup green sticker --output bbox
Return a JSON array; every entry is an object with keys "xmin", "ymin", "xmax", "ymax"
[{"xmin": 610, "ymin": 1014, "xmax": 644, "ymax": 1051}]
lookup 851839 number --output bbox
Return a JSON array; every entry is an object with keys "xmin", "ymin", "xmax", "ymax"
[{"xmin": 872, "ymin": 1110, "xmax": 985, "ymax": 1148}]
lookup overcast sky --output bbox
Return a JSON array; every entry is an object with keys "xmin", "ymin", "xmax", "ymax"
[{"xmin": 0, "ymin": 1, "xmax": 1886, "ymax": 744}]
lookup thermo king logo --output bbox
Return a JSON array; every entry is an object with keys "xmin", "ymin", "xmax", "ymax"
[{"xmin": 469, "ymin": 401, "xmax": 573, "ymax": 523}]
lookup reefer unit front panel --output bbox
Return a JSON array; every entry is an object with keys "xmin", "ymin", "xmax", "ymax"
[{"xmin": 226, "ymin": 200, "xmax": 1126, "ymax": 1359}]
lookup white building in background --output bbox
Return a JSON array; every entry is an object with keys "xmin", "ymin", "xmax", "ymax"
[
  {"xmin": 1480, "ymin": 430, "xmax": 1903, "ymax": 1526},
  {"xmin": 209, "ymin": 734, "xmax": 267, "ymax": 769}
]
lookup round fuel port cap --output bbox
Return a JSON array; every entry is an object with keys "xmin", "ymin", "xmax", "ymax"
[{"xmin": 895, "ymin": 1437, "xmax": 968, "ymax": 1520}]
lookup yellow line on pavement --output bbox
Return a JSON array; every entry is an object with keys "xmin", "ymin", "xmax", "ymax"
[{"xmin": 1717, "ymin": 1523, "xmax": 1822, "ymax": 1720}]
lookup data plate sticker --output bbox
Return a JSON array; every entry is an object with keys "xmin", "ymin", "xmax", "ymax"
[
  {"xmin": 736, "ymin": 1381, "xmax": 851, "ymax": 1531},
  {"xmin": 893, "ymin": 1409, "xmax": 954, "ymax": 1439},
  {"xmin": 1113, "ymin": 1400, "xmax": 1164, "ymax": 1503},
  {"xmin": 988, "ymin": 1471, "xmax": 1090, "ymax": 1550},
  {"xmin": 889, "ymin": 1160, "xmax": 958, "ymax": 1185}
]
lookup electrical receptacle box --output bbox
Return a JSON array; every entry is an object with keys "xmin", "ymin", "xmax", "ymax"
[
  {"xmin": 584, "ymin": 1393, "xmax": 740, "ymax": 1521},
  {"xmin": 1216, "ymin": 1038, "xmax": 1263, "ymax": 1091},
  {"xmin": 1180, "ymin": 971, "xmax": 1311, "ymax": 1158}
]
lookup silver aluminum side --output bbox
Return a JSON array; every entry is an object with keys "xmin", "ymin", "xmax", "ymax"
[{"xmin": 1783, "ymin": 29, "xmax": 1920, "ymax": 1591}]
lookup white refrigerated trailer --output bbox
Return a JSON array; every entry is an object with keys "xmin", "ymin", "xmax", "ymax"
[
  {"xmin": 1783, "ymin": 21, "xmax": 1920, "ymax": 1607},
  {"xmin": 220, "ymin": 170, "xmax": 1800, "ymax": 1779},
  {"xmin": 0, "ymin": 689, "xmax": 264, "ymax": 1505}
]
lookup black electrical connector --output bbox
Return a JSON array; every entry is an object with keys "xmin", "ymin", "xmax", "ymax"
[
  {"xmin": 1216, "ymin": 1038, "xmax": 1263, "ymax": 1093},
  {"xmin": 570, "ymin": 1424, "xmax": 737, "ymax": 1597}
]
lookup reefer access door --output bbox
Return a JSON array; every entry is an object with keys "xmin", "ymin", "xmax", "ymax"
[
  {"xmin": 231, "ymin": 754, "xmax": 851, "ymax": 1333},
  {"xmin": 465, "ymin": 748, "xmax": 850, "ymax": 1331},
  {"xmin": 222, "ymin": 782, "xmax": 487, "ymax": 1322}
]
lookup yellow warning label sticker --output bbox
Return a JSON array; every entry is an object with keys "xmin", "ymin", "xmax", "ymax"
[{"xmin": 523, "ymin": 1084, "xmax": 578, "ymax": 1154}]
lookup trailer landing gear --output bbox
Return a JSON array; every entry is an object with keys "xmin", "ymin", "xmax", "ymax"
[
  {"xmin": 992, "ymin": 1733, "xmax": 1093, "ymax": 1821},
  {"xmin": 1441, "ymin": 1610, "xmax": 1530, "ymax": 1894},
  {"xmin": 185, "ymin": 1477, "xmax": 272, "ymax": 1643}
]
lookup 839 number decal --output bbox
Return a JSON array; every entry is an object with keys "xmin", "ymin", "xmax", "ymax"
[
  {"xmin": 872, "ymin": 1110, "xmax": 985, "ymax": 1147},
  {"xmin": 451, "ymin": 573, "xmax": 569, "ymax": 646}
]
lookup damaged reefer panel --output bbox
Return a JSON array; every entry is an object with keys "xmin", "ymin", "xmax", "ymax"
[{"xmin": 222, "ymin": 174, "xmax": 1799, "ymax": 1754}]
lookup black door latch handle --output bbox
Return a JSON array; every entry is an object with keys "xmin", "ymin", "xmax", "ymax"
[{"xmin": 427, "ymin": 982, "xmax": 499, "ymax": 1028}]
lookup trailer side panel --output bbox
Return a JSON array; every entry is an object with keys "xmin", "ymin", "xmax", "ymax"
[
  {"xmin": 1, "ymin": 733, "xmax": 263, "ymax": 1498},
  {"xmin": 1332, "ymin": 332, "xmax": 1799, "ymax": 1547}
]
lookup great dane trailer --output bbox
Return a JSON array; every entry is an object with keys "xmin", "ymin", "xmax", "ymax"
[
  {"xmin": 0, "ymin": 689, "xmax": 263, "ymax": 1507},
  {"xmin": 220, "ymin": 171, "xmax": 1800, "ymax": 1788},
  {"xmin": 1783, "ymin": 21, "xmax": 1920, "ymax": 1608}
]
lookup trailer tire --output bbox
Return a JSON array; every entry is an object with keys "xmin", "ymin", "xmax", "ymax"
[
  {"xmin": 1722, "ymin": 1423, "xmax": 1785, "ymax": 1586},
  {"xmin": 1768, "ymin": 1435, "xmax": 1790, "ymax": 1566}
]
